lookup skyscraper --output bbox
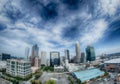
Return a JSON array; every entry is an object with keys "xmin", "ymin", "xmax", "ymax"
[
  {"xmin": 86, "ymin": 46, "xmax": 96, "ymax": 62},
  {"xmin": 30, "ymin": 44, "xmax": 40, "ymax": 67},
  {"xmin": 34, "ymin": 57, "xmax": 40, "ymax": 67},
  {"xmin": 50, "ymin": 52, "xmax": 60, "ymax": 67},
  {"xmin": 65, "ymin": 50, "xmax": 70, "ymax": 63},
  {"xmin": 25, "ymin": 47, "xmax": 30, "ymax": 61},
  {"xmin": 81, "ymin": 52, "xmax": 86, "ymax": 63},
  {"xmin": 0, "ymin": 53, "xmax": 11, "ymax": 61},
  {"xmin": 29, "ymin": 56, "xmax": 35, "ymax": 66},
  {"xmin": 75, "ymin": 41, "xmax": 81, "ymax": 63},
  {"xmin": 31, "ymin": 44, "xmax": 39, "ymax": 57},
  {"xmin": 41, "ymin": 51, "xmax": 47, "ymax": 66}
]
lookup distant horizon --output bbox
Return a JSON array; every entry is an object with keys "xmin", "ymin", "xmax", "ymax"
[{"xmin": 1, "ymin": 46, "xmax": 120, "ymax": 59}]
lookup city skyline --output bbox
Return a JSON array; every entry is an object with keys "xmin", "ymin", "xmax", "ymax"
[{"xmin": 0, "ymin": 0, "xmax": 120, "ymax": 57}]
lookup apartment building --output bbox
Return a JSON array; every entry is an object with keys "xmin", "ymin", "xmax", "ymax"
[{"xmin": 6, "ymin": 59, "xmax": 31, "ymax": 78}]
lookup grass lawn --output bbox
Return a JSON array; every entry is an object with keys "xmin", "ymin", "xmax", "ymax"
[{"xmin": 41, "ymin": 66, "xmax": 54, "ymax": 72}]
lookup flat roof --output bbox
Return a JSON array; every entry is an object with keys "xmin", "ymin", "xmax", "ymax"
[
  {"xmin": 54, "ymin": 66, "xmax": 64, "ymax": 69},
  {"xmin": 73, "ymin": 68, "xmax": 105, "ymax": 82},
  {"xmin": 7, "ymin": 59, "xmax": 30, "ymax": 63},
  {"xmin": 104, "ymin": 58, "xmax": 120, "ymax": 64}
]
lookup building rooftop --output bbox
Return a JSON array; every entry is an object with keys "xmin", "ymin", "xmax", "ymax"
[
  {"xmin": 73, "ymin": 68, "xmax": 105, "ymax": 82},
  {"xmin": 67, "ymin": 63, "xmax": 85, "ymax": 72},
  {"xmin": 31, "ymin": 67, "xmax": 39, "ymax": 73},
  {"xmin": 7, "ymin": 59, "xmax": 30, "ymax": 63},
  {"xmin": 104, "ymin": 58, "xmax": 120, "ymax": 64},
  {"xmin": 0, "ymin": 61, "xmax": 7, "ymax": 69},
  {"xmin": 54, "ymin": 66, "xmax": 64, "ymax": 69}
]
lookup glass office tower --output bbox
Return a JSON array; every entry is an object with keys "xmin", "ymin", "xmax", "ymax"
[
  {"xmin": 86, "ymin": 46, "xmax": 96, "ymax": 62},
  {"xmin": 50, "ymin": 52, "xmax": 60, "ymax": 67}
]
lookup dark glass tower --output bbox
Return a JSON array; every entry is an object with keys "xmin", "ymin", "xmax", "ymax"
[
  {"xmin": 81, "ymin": 52, "xmax": 86, "ymax": 63},
  {"xmin": 50, "ymin": 52, "xmax": 60, "ymax": 67},
  {"xmin": 86, "ymin": 46, "xmax": 96, "ymax": 62},
  {"xmin": 0, "ymin": 53, "xmax": 11, "ymax": 61}
]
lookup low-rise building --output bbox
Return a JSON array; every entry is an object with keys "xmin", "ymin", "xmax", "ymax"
[
  {"xmin": 73, "ymin": 68, "xmax": 105, "ymax": 83},
  {"xmin": 103, "ymin": 58, "xmax": 120, "ymax": 72},
  {"xmin": 0, "ymin": 61, "xmax": 7, "ymax": 69},
  {"xmin": 31, "ymin": 67, "xmax": 39, "ymax": 73},
  {"xmin": 6, "ymin": 59, "xmax": 31, "ymax": 78},
  {"xmin": 54, "ymin": 66, "xmax": 64, "ymax": 72},
  {"xmin": 116, "ymin": 74, "xmax": 120, "ymax": 82},
  {"xmin": 66, "ymin": 63, "xmax": 85, "ymax": 72}
]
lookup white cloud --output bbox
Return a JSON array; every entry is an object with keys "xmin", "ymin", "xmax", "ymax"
[
  {"xmin": 99, "ymin": 0, "xmax": 120, "ymax": 16},
  {"xmin": 0, "ymin": 36, "xmax": 31, "ymax": 56},
  {"xmin": 80, "ymin": 19, "xmax": 108, "ymax": 46},
  {"xmin": 29, "ymin": 17, "xmax": 41, "ymax": 24},
  {"xmin": 0, "ymin": 15, "xmax": 10, "ymax": 23},
  {"xmin": 0, "ymin": 0, "xmax": 9, "ymax": 11},
  {"xmin": 15, "ymin": 22, "xmax": 27, "ymax": 29}
]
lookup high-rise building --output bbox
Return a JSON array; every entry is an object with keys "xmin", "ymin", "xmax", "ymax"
[
  {"xmin": 6, "ymin": 59, "xmax": 31, "ymax": 78},
  {"xmin": 50, "ymin": 52, "xmax": 60, "ymax": 67},
  {"xmin": 31, "ymin": 44, "xmax": 39, "ymax": 57},
  {"xmin": 0, "ymin": 53, "xmax": 11, "ymax": 61},
  {"xmin": 75, "ymin": 41, "xmax": 81, "ymax": 63},
  {"xmin": 86, "ymin": 46, "xmax": 96, "ymax": 62},
  {"xmin": 41, "ymin": 51, "xmax": 47, "ymax": 66},
  {"xmin": 81, "ymin": 52, "xmax": 86, "ymax": 63},
  {"xmin": 47, "ymin": 59, "xmax": 50, "ymax": 66},
  {"xmin": 30, "ymin": 44, "xmax": 40, "ymax": 67},
  {"xmin": 34, "ymin": 57, "xmax": 40, "ymax": 67},
  {"xmin": 61, "ymin": 56, "xmax": 66, "ymax": 64},
  {"xmin": 29, "ymin": 56, "xmax": 35, "ymax": 66},
  {"xmin": 25, "ymin": 47, "xmax": 30, "ymax": 61},
  {"xmin": 65, "ymin": 50, "xmax": 70, "ymax": 63}
]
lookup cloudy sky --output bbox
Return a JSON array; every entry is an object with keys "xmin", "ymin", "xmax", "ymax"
[{"xmin": 0, "ymin": 0, "xmax": 120, "ymax": 58}]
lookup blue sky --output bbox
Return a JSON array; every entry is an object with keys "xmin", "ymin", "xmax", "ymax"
[{"xmin": 0, "ymin": 0, "xmax": 120, "ymax": 57}]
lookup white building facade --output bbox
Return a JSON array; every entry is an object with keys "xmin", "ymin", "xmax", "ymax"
[
  {"xmin": 75, "ymin": 41, "xmax": 81, "ymax": 63},
  {"xmin": 41, "ymin": 51, "xmax": 47, "ymax": 66},
  {"xmin": 6, "ymin": 59, "xmax": 31, "ymax": 78}
]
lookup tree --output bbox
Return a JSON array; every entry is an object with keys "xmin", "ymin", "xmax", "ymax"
[
  {"xmin": 68, "ymin": 76, "xmax": 74, "ymax": 84},
  {"xmin": 44, "ymin": 80, "xmax": 56, "ymax": 84},
  {"xmin": 35, "ymin": 72, "xmax": 42, "ymax": 79},
  {"xmin": 31, "ymin": 79, "xmax": 42, "ymax": 84},
  {"xmin": 31, "ymin": 80, "xmax": 35, "ymax": 84},
  {"xmin": 76, "ymin": 79, "xmax": 81, "ymax": 84},
  {"xmin": 35, "ymin": 80, "xmax": 42, "ymax": 84}
]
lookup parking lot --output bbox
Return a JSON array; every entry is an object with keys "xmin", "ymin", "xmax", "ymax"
[
  {"xmin": 39, "ymin": 72, "xmax": 70, "ymax": 84},
  {"xmin": 91, "ymin": 79, "xmax": 120, "ymax": 84},
  {"xmin": 90, "ymin": 72, "xmax": 120, "ymax": 84}
]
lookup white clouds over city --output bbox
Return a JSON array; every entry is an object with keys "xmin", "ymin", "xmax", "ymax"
[{"xmin": 0, "ymin": 0, "xmax": 120, "ymax": 57}]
